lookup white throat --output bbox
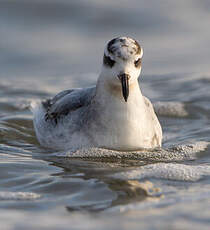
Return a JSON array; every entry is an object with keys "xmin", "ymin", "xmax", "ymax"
[{"xmin": 95, "ymin": 72, "xmax": 143, "ymax": 105}]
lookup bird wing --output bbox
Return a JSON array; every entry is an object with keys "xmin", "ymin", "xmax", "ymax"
[{"xmin": 43, "ymin": 86, "xmax": 96, "ymax": 123}]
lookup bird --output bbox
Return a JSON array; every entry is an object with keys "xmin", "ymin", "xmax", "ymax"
[{"xmin": 31, "ymin": 37, "xmax": 162, "ymax": 152}]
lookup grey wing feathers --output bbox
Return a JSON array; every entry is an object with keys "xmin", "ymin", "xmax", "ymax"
[
  {"xmin": 43, "ymin": 86, "xmax": 95, "ymax": 123},
  {"xmin": 42, "ymin": 89, "xmax": 74, "ymax": 110}
]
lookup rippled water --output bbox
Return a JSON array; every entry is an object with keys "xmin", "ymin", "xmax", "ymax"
[{"xmin": 1, "ymin": 1, "xmax": 210, "ymax": 229}]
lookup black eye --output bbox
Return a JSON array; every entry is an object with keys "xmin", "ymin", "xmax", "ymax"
[
  {"xmin": 103, "ymin": 54, "xmax": 115, "ymax": 68},
  {"xmin": 134, "ymin": 58, "xmax": 141, "ymax": 68}
]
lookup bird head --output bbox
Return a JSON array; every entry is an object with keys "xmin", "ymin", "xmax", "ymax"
[{"xmin": 101, "ymin": 36, "xmax": 143, "ymax": 102}]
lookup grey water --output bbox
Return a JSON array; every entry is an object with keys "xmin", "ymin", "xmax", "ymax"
[{"xmin": 1, "ymin": 0, "xmax": 210, "ymax": 229}]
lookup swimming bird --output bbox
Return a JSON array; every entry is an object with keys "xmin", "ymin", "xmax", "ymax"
[{"xmin": 31, "ymin": 37, "xmax": 162, "ymax": 151}]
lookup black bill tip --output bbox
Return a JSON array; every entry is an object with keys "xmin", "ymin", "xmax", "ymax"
[{"xmin": 118, "ymin": 73, "xmax": 130, "ymax": 102}]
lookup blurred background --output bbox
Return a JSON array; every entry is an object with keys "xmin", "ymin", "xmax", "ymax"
[{"xmin": 1, "ymin": 0, "xmax": 210, "ymax": 83}]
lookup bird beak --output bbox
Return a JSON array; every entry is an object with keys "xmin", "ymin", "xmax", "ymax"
[{"xmin": 118, "ymin": 73, "xmax": 130, "ymax": 102}]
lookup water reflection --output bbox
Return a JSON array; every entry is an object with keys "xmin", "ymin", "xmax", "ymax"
[{"xmin": 48, "ymin": 157, "xmax": 162, "ymax": 211}]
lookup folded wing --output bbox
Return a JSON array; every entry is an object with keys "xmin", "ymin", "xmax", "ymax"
[{"xmin": 43, "ymin": 86, "xmax": 96, "ymax": 124}]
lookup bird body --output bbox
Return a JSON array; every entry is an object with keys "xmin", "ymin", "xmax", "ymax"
[{"xmin": 32, "ymin": 37, "xmax": 162, "ymax": 151}]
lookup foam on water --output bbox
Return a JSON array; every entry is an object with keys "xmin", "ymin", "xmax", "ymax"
[
  {"xmin": 154, "ymin": 101, "xmax": 189, "ymax": 117},
  {"xmin": 58, "ymin": 141, "xmax": 209, "ymax": 162},
  {"xmin": 50, "ymin": 141, "xmax": 210, "ymax": 182},
  {"xmin": 113, "ymin": 163, "xmax": 210, "ymax": 182},
  {"xmin": 0, "ymin": 192, "xmax": 41, "ymax": 201}
]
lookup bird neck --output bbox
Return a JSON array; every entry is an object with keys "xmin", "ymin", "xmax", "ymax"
[{"xmin": 94, "ymin": 74, "xmax": 144, "ymax": 106}]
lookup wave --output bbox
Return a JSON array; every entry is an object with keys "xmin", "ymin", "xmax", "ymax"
[
  {"xmin": 112, "ymin": 163, "xmax": 210, "ymax": 182},
  {"xmin": 154, "ymin": 101, "xmax": 189, "ymax": 117},
  {"xmin": 0, "ymin": 191, "xmax": 41, "ymax": 201}
]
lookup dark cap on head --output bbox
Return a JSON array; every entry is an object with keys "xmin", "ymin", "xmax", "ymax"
[{"xmin": 107, "ymin": 37, "xmax": 141, "ymax": 57}]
